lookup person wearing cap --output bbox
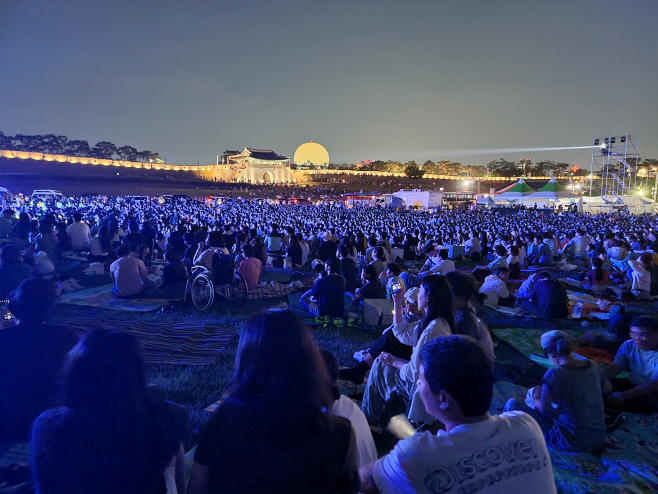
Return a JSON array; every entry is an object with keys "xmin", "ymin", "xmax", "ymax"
[
  {"xmin": 603, "ymin": 315, "xmax": 658, "ymax": 413},
  {"xmin": 0, "ymin": 278, "xmax": 78, "ymax": 442},
  {"xmin": 505, "ymin": 330, "xmax": 606, "ymax": 452}
]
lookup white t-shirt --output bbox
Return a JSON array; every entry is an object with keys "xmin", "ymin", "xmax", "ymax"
[
  {"xmin": 613, "ymin": 340, "xmax": 658, "ymax": 386},
  {"xmin": 67, "ymin": 221, "xmax": 90, "ymax": 250},
  {"xmin": 330, "ymin": 395, "xmax": 377, "ymax": 468},
  {"xmin": 373, "ymin": 412, "xmax": 556, "ymax": 494}
]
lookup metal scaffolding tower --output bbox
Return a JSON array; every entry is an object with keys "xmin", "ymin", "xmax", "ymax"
[{"xmin": 589, "ymin": 134, "xmax": 642, "ymax": 207}]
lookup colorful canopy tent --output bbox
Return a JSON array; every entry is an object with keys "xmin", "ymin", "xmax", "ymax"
[
  {"xmin": 475, "ymin": 195, "xmax": 499, "ymax": 208},
  {"xmin": 494, "ymin": 178, "xmax": 535, "ymax": 201},
  {"xmin": 525, "ymin": 177, "xmax": 578, "ymax": 200}
]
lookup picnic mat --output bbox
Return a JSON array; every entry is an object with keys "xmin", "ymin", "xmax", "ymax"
[
  {"xmin": 491, "ymin": 381, "xmax": 658, "ymax": 494},
  {"xmin": 490, "ymin": 327, "xmax": 587, "ymax": 368},
  {"xmin": 59, "ymin": 318, "xmax": 239, "ymax": 365},
  {"xmin": 258, "ymin": 268, "xmax": 292, "ymax": 283},
  {"xmin": 56, "ymin": 271, "xmax": 168, "ymax": 312},
  {"xmin": 56, "ymin": 284, "xmax": 169, "ymax": 311}
]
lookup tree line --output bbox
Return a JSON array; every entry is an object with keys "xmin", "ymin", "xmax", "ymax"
[
  {"xmin": 350, "ymin": 157, "xmax": 657, "ymax": 179},
  {"xmin": 0, "ymin": 131, "xmax": 163, "ymax": 163}
]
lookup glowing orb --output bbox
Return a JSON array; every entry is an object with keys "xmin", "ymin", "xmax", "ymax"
[{"xmin": 294, "ymin": 141, "xmax": 329, "ymax": 166}]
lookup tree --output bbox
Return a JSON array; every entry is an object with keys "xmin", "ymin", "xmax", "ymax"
[
  {"xmin": 117, "ymin": 145, "xmax": 139, "ymax": 161},
  {"xmin": 404, "ymin": 162, "xmax": 424, "ymax": 179},
  {"xmin": 443, "ymin": 162, "xmax": 464, "ymax": 176},
  {"xmin": 92, "ymin": 141, "xmax": 118, "ymax": 159},
  {"xmin": 65, "ymin": 140, "xmax": 91, "ymax": 157},
  {"xmin": 533, "ymin": 160, "xmax": 555, "ymax": 177},
  {"xmin": 465, "ymin": 165, "xmax": 486, "ymax": 177},
  {"xmin": 486, "ymin": 158, "xmax": 518, "ymax": 177}
]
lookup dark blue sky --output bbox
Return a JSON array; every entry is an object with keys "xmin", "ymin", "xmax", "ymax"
[{"xmin": 1, "ymin": 0, "xmax": 656, "ymax": 168}]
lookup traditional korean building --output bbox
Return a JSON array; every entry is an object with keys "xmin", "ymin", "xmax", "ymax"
[{"xmin": 227, "ymin": 147, "xmax": 296, "ymax": 184}]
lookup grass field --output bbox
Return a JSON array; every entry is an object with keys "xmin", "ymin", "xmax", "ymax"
[{"xmin": 54, "ymin": 299, "xmax": 377, "ymax": 450}]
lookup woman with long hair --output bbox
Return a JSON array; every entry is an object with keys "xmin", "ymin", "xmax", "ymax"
[
  {"xmin": 88, "ymin": 225, "xmax": 115, "ymax": 263},
  {"xmin": 359, "ymin": 275, "xmax": 456, "ymax": 424},
  {"xmin": 250, "ymin": 236, "xmax": 267, "ymax": 267},
  {"xmin": 187, "ymin": 310, "xmax": 359, "ymax": 494},
  {"xmin": 355, "ymin": 232, "xmax": 368, "ymax": 257},
  {"xmin": 444, "ymin": 271, "xmax": 495, "ymax": 358},
  {"xmin": 31, "ymin": 328, "xmax": 186, "ymax": 494}
]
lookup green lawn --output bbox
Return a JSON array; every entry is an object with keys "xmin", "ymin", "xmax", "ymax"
[{"xmin": 54, "ymin": 299, "xmax": 378, "ymax": 450}]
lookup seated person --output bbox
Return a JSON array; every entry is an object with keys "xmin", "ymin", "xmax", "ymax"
[
  {"xmin": 380, "ymin": 262, "xmax": 406, "ymax": 299},
  {"xmin": 369, "ymin": 246, "xmax": 387, "ymax": 277},
  {"xmin": 596, "ymin": 249, "xmax": 613, "ymax": 272},
  {"xmin": 479, "ymin": 267, "xmax": 515, "ymax": 307},
  {"xmin": 193, "ymin": 231, "xmax": 230, "ymax": 271},
  {"xmin": 361, "ymin": 275, "xmax": 456, "ymax": 425},
  {"xmin": 505, "ymin": 331, "xmax": 606, "ymax": 452},
  {"xmin": 603, "ymin": 315, "xmax": 658, "ymax": 413},
  {"xmin": 110, "ymin": 245, "xmax": 155, "ymax": 298},
  {"xmin": 418, "ymin": 243, "xmax": 439, "ymax": 274},
  {"xmin": 182, "ymin": 233, "xmax": 197, "ymax": 268},
  {"xmin": 87, "ymin": 226, "xmax": 114, "ymax": 263},
  {"xmin": 143, "ymin": 249, "xmax": 188, "ymax": 299},
  {"xmin": 137, "ymin": 244, "xmax": 153, "ymax": 268},
  {"xmin": 627, "ymin": 253, "xmax": 656, "ymax": 299},
  {"xmin": 187, "ymin": 310, "xmax": 359, "ymax": 494},
  {"xmin": 264, "ymin": 224, "xmax": 284, "ymax": 254},
  {"xmin": 432, "ymin": 249, "xmax": 456, "ymax": 275},
  {"xmin": 347, "ymin": 265, "xmax": 385, "ymax": 312},
  {"xmin": 33, "ymin": 238, "xmax": 56, "ymax": 275},
  {"xmin": 0, "ymin": 278, "xmax": 78, "ymax": 442},
  {"xmin": 300, "ymin": 256, "xmax": 346, "ymax": 317},
  {"xmin": 464, "ymin": 230, "xmax": 481, "ymax": 262},
  {"xmin": 0, "ymin": 244, "xmax": 32, "ymax": 299},
  {"xmin": 472, "ymin": 244, "xmax": 508, "ymax": 282},
  {"xmin": 360, "ymin": 335, "xmax": 557, "ymax": 494},
  {"xmin": 32, "ymin": 328, "xmax": 186, "ymax": 494},
  {"xmin": 322, "ymin": 349, "xmax": 377, "ymax": 468},
  {"xmin": 583, "ymin": 258, "xmax": 610, "ymax": 289},
  {"xmin": 519, "ymin": 271, "xmax": 569, "ymax": 318},
  {"xmin": 237, "ymin": 244, "xmax": 263, "ymax": 291},
  {"xmin": 338, "ymin": 244, "xmax": 359, "ymax": 293},
  {"xmin": 507, "ymin": 245, "xmax": 521, "ymax": 280},
  {"xmin": 445, "ymin": 271, "xmax": 495, "ymax": 359},
  {"xmin": 527, "ymin": 235, "xmax": 553, "ymax": 266}
]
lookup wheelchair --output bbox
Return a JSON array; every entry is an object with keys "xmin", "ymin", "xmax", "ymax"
[{"xmin": 186, "ymin": 251, "xmax": 248, "ymax": 310}]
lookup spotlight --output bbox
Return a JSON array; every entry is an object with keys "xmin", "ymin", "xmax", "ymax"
[
  {"xmin": 610, "ymin": 137, "xmax": 616, "ymax": 144},
  {"xmin": 604, "ymin": 138, "xmax": 609, "ymax": 144},
  {"xmin": 621, "ymin": 136, "xmax": 626, "ymax": 143},
  {"xmin": 593, "ymin": 139, "xmax": 600, "ymax": 146}
]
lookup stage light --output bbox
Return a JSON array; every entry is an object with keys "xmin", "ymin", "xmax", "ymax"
[
  {"xmin": 594, "ymin": 139, "xmax": 600, "ymax": 146},
  {"xmin": 621, "ymin": 136, "xmax": 626, "ymax": 143},
  {"xmin": 610, "ymin": 137, "xmax": 616, "ymax": 144},
  {"xmin": 604, "ymin": 138, "xmax": 609, "ymax": 144}
]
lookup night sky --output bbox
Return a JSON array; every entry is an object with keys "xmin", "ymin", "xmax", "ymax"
[{"xmin": 1, "ymin": 0, "xmax": 656, "ymax": 168}]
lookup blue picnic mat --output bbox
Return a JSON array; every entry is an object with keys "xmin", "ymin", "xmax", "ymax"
[
  {"xmin": 491, "ymin": 381, "xmax": 658, "ymax": 494},
  {"xmin": 258, "ymin": 268, "xmax": 292, "ymax": 283}
]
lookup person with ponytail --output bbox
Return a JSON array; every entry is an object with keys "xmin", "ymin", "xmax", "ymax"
[
  {"xmin": 584, "ymin": 257, "xmax": 610, "ymax": 288},
  {"xmin": 360, "ymin": 275, "xmax": 456, "ymax": 424},
  {"xmin": 505, "ymin": 330, "xmax": 606, "ymax": 452},
  {"xmin": 444, "ymin": 271, "xmax": 495, "ymax": 359}
]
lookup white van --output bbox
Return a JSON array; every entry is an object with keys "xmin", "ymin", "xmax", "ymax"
[{"xmin": 32, "ymin": 189, "xmax": 63, "ymax": 200}]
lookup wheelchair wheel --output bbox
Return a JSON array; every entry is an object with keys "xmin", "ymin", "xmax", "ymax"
[
  {"xmin": 230, "ymin": 272, "xmax": 248, "ymax": 306},
  {"xmin": 191, "ymin": 273, "xmax": 215, "ymax": 311}
]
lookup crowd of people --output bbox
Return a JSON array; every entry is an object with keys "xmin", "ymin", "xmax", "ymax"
[{"xmin": 1, "ymin": 192, "xmax": 658, "ymax": 492}]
